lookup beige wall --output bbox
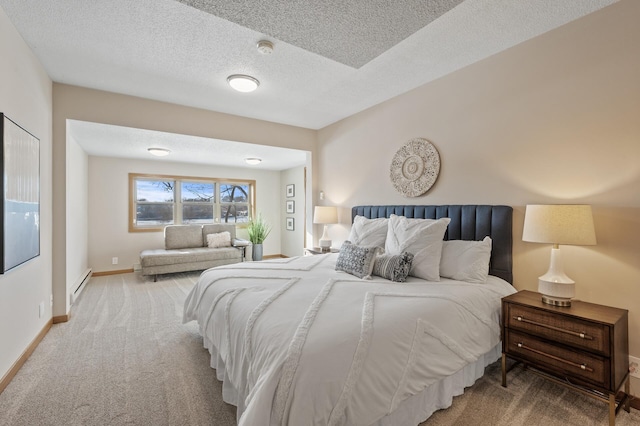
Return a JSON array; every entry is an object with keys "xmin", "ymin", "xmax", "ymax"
[
  {"xmin": 0, "ymin": 7, "xmax": 53, "ymax": 381},
  {"xmin": 66, "ymin": 131, "xmax": 90, "ymax": 299},
  {"xmin": 317, "ymin": 0, "xmax": 640, "ymax": 394},
  {"xmin": 88, "ymin": 156, "xmax": 284, "ymax": 271},
  {"xmin": 280, "ymin": 166, "xmax": 307, "ymax": 257}
]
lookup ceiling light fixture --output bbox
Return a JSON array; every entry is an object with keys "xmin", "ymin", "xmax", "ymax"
[
  {"xmin": 227, "ymin": 74, "xmax": 259, "ymax": 93},
  {"xmin": 147, "ymin": 147, "xmax": 171, "ymax": 157},
  {"xmin": 245, "ymin": 157, "xmax": 262, "ymax": 165}
]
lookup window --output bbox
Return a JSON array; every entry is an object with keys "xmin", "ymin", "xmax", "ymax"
[
  {"xmin": 181, "ymin": 181, "xmax": 214, "ymax": 224},
  {"xmin": 220, "ymin": 183, "xmax": 250, "ymax": 223},
  {"xmin": 134, "ymin": 179, "xmax": 175, "ymax": 227},
  {"xmin": 130, "ymin": 173, "xmax": 255, "ymax": 232}
]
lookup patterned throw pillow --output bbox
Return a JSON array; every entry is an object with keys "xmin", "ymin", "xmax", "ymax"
[
  {"xmin": 373, "ymin": 252, "xmax": 414, "ymax": 282},
  {"xmin": 335, "ymin": 241, "xmax": 381, "ymax": 279}
]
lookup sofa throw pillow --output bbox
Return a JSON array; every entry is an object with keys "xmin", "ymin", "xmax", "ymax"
[
  {"xmin": 384, "ymin": 215, "xmax": 451, "ymax": 281},
  {"xmin": 373, "ymin": 252, "xmax": 414, "ymax": 282},
  {"xmin": 206, "ymin": 231, "xmax": 232, "ymax": 248},
  {"xmin": 335, "ymin": 241, "xmax": 381, "ymax": 280},
  {"xmin": 440, "ymin": 236, "xmax": 492, "ymax": 283},
  {"xmin": 348, "ymin": 216, "xmax": 389, "ymax": 248}
]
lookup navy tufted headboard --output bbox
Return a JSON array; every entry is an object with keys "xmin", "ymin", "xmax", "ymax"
[{"xmin": 351, "ymin": 205, "xmax": 513, "ymax": 284}]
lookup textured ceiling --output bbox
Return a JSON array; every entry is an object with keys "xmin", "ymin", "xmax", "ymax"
[
  {"xmin": 177, "ymin": 0, "xmax": 464, "ymax": 68},
  {"xmin": 0, "ymin": 0, "xmax": 619, "ymax": 167}
]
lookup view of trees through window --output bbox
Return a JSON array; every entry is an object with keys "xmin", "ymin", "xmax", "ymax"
[{"xmin": 130, "ymin": 174, "xmax": 253, "ymax": 230}]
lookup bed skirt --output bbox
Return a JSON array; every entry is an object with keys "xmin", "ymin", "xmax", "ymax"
[
  {"xmin": 372, "ymin": 344, "xmax": 501, "ymax": 425},
  {"xmin": 203, "ymin": 332, "xmax": 500, "ymax": 425}
]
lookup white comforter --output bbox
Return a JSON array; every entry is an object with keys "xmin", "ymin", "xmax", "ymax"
[{"xmin": 183, "ymin": 254, "xmax": 516, "ymax": 426}]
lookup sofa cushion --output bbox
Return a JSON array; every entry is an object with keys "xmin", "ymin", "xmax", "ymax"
[
  {"xmin": 140, "ymin": 247, "xmax": 241, "ymax": 267},
  {"xmin": 165, "ymin": 225, "xmax": 204, "ymax": 249}
]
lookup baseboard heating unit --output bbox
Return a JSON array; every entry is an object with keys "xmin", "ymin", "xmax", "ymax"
[{"xmin": 70, "ymin": 268, "xmax": 92, "ymax": 305}]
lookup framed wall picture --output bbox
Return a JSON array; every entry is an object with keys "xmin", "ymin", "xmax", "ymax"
[
  {"xmin": 286, "ymin": 200, "xmax": 295, "ymax": 214},
  {"xmin": 286, "ymin": 217, "xmax": 294, "ymax": 231},
  {"xmin": 1, "ymin": 113, "xmax": 40, "ymax": 273},
  {"xmin": 286, "ymin": 184, "xmax": 295, "ymax": 198}
]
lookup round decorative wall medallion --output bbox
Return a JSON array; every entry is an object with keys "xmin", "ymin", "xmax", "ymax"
[{"xmin": 390, "ymin": 138, "xmax": 440, "ymax": 197}]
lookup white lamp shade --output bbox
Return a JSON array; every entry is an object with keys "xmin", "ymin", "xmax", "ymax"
[
  {"xmin": 313, "ymin": 206, "xmax": 338, "ymax": 224},
  {"xmin": 522, "ymin": 204, "xmax": 596, "ymax": 246}
]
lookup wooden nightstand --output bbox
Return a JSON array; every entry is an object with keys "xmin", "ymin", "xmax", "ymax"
[
  {"xmin": 304, "ymin": 247, "xmax": 339, "ymax": 256},
  {"xmin": 502, "ymin": 290, "xmax": 630, "ymax": 425}
]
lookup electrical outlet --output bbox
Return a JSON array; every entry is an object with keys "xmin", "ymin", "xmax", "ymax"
[
  {"xmin": 112, "ymin": 257, "xmax": 118, "ymax": 265},
  {"xmin": 38, "ymin": 302, "xmax": 44, "ymax": 318},
  {"xmin": 630, "ymin": 356, "xmax": 640, "ymax": 379}
]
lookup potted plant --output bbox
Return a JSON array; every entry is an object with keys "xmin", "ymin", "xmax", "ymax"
[{"xmin": 247, "ymin": 213, "xmax": 271, "ymax": 261}]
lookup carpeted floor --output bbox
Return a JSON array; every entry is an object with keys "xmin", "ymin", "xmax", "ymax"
[{"xmin": 0, "ymin": 272, "xmax": 637, "ymax": 426}]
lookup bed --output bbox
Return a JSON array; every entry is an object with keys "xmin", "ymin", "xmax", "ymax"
[{"xmin": 183, "ymin": 204, "xmax": 515, "ymax": 425}]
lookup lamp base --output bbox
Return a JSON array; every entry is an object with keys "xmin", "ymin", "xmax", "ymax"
[
  {"xmin": 319, "ymin": 239, "xmax": 332, "ymax": 252},
  {"xmin": 537, "ymin": 247, "xmax": 575, "ymax": 308},
  {"xmin": 541, "ymin": 294, "xmax": 572, "ymax": 307},
  {"xmin": 319, "ymin": 225, "xmax": 331, "ymax": 252}
]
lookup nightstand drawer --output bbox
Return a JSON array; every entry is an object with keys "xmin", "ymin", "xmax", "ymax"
[
  {"xmin": 507, "ymin": 304, "xmax": 608, "ymax": 355},
  {"xmin": 505, "ymin": 329, "xmax": 608, "ymax": 388}
]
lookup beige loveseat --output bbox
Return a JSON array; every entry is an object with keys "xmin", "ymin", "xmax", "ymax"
[{"xmin": 140, "ymin": 224, "xmax": 248, "ymax": 281}]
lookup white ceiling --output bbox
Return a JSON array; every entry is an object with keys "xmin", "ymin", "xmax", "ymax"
[
  {"xmin": 0, "ymin": 0, "xmax": 618, "ymax": 168},
  {"xmin": 67, "ymin": 120, "xmax": 308, "ymax": 170}
]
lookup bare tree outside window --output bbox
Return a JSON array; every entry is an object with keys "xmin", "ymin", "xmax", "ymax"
[
  {"xmin": 220, "ymin": 184, "xmax": 250, "ymax": 223},
  {"xmin": 182, "ymin": 182, "xmax": 214, "ymax": 224}
]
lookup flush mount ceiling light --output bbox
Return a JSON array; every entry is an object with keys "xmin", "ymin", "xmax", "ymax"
[
  {"xmin": 244, "ymin": 157, "xmax": 262, "ymax": 165},
  {"xmin": 147, "ymin": 147, "xmax": 171, "ymax": 157},
  {"xmin": 227, "ymin": 74, "xmax": 259, "ymax": 93}
]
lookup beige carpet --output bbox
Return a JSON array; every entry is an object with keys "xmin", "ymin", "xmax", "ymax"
[{"xmin": 0, "ymin": 272, "xmax": 637, "ymax": 426}]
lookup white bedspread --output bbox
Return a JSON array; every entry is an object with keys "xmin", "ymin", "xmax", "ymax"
[{"xmin": 183, "ymin": 254, "xmax": 516, "ymax": 426}]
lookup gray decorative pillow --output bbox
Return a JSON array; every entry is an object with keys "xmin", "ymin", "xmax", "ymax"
[
  {"xmin": 373, "ymin": 252, "xmax": 414, "ymax": 282},
  {"xmin": 335, "ymin": 241, "xmax": 381, "ymax": 279}
]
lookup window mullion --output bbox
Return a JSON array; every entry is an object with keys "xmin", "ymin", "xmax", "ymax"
[
  {"xmin": 175, "ymin": 180, "xmax": 182, "ymax": 224},
  {"xmin": 214, "ymin": 182, "xmax": 220, "ymax": 222}
]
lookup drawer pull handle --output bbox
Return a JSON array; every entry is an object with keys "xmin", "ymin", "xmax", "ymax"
[
  {"xmin": 516, "ymin": 342, "xmax": 594, "ymax": 373},
  {"xmin": 513, "ymin": 316, "xmax": 594, "ymax": 340}
]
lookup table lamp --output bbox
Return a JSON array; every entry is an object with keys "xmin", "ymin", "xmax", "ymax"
[
  {"xmin": 522, "ymin": 204, "xmax": 596, "ymax": 307},
  {"xmin": 313, "ymin": 206, "xmax": 338, "ymax": 252}
]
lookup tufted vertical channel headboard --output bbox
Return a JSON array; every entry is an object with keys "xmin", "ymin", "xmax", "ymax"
[{"xmin": 351, "ymin": 205, "xmax": 513, "ymax": 284}]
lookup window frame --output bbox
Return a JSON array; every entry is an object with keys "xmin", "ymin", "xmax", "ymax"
[{"xmin": 129, "ymin": 173, "xmax": 256, "ymax": 232}]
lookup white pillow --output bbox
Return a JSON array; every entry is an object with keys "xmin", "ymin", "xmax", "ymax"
[
  {"xmin": 348, "ymin": 216, "xmax": 389, "ymax": 248},
  {"xmin": 206, "ymin": 231, "xmax": 231, "ymax": 248},
  {"xmin": 384, "ymin": 215, "xmax": 451, "ymax": 281},
  {"xmin": 440, "ymin": 237, "xmax": 492, "ymax": 283}
]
